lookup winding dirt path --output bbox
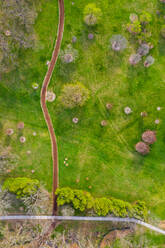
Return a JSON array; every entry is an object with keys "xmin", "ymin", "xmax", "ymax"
[{"xmin": 40, "ymin": 0, "xmax": 64, "ymax": 215}]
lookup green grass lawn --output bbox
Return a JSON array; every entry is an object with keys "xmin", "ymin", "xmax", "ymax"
[
  {"xmin": 0, "ymin": 0, "xmax": 165, "ymax": 220},
  {"xmin": 112, "ymin": 229, "xmax": 165, "ymax": 247}
]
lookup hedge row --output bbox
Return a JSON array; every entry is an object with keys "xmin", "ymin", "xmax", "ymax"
[{"xmin": 55, "ymin": 187, "xmax": 148, "ymax": 220}]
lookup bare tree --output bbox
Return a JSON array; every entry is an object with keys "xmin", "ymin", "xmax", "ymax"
[{"xmin": 0, "ymin": 0, "xmax": 38, "ymax": 72}]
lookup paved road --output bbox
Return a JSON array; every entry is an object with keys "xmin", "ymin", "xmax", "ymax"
[
  {"xmin": 40, "ymin": 0, "xmax": 64, "ymax": 215},
  {"xmin": 0, "ymin": 216, "xmax": 165, "ymax": 235}
]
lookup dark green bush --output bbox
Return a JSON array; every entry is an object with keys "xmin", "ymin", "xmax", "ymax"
[
  {"xmin": 55, "ymin": 187, "xmax": 148, "ymax": 220},
  {"xmin": 3, "ymin": 177, "xmax": 39, "ymax": 198}
]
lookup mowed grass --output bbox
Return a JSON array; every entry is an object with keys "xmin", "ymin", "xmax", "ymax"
[{"xmin": 0, "ymin": 0, "xmax": 165, "ymax": 219}]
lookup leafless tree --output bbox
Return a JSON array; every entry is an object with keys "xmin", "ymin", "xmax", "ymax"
[{"xmin": 0, "ymin": 0, "xmax": 38, "ymax": 72}]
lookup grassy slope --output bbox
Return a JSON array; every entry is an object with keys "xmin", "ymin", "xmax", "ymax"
[
  {"xmin": 0, "ymin": 0, "xmax": 165, "ymax": 220},
  {"xmin": 113, "ymin": 230, "xmax": 165, "ymax": 247}
]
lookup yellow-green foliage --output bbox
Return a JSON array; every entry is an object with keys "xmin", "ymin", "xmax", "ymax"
[
  {"xmin": 56, "ymin": 187, "xmax": 148, "ymax": 220},
  {"xmin": 59, "ymin": 82, "xmax": 90, "ymax": 109},
  {"xmin": 140, "ymin": 11, "xmax": 152, "ymax": 24},
  {"xmin": 56, "ymin": 187, "xmax": 93, "ymax": 212},
  {"xmin": 94, "ymin": 197, "xmax": 112, "ymax": 216},
  {"xmin": 127, "ymin": 21, "xmax": 142, "ymax": 35},
  {"xmin": 83, "ymin": 3, "xmax": 102, "ymax": 26},
  {"xmin": 3, "ymin": 177, "xmax": 39, "ymax": 198},
  {"xmin": 133, "ymin": 200, "xmax": 148, "ymax": 219}
]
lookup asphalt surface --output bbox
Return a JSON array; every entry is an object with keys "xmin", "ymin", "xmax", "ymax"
[{"xmin": 1, "ymin": 216, "xmax": 165, "ymax": 235}]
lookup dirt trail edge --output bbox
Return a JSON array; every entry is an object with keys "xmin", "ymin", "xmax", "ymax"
[{"xmin": 40, "ymin": 0, "xmax": 64, "ymax": 216}]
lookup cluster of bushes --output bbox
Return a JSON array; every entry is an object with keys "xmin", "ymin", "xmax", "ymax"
[
  {"xmin": 2, "ymin": 177, "xmax": 51, "ymax": 215},
  {"xmin": 3, "ymin": 177, "xmax": 39, "ymax": 198},
  {"xmin": 55, "ymin": 187, "xmax": 148, "ymax": 220},
  {"xmin": 126, "ymin": 12, "xmax": 155, "ymax": 67},
  {"xmin": 127, "ymin": 11, "xmax": 152, "ymax": 43}
]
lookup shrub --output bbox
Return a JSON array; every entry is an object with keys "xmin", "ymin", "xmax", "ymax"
[
  {"xmin": 83, "ymin": 3, "xmax": 102, "ymax": 26},
  {"xmin": 6, "ymin": 128, "xmax": 14, "ymax": 136},
  {"xmin": 144, "ymin": 55, "xmax": 154, "ymax": 67},
  {"xmin": 138, "ymin": 31, "xmax": 152, "ymax": 44},
  {"xmin": 124, "ymin": 107, "xmax": 132, "ymax": 115},
  {"xmin": 137, "ymin": 44, "xmax": 150, "ymax": 56},
  {"xmin": 142, "ymin": 130, "xmax": 156, "ymax": 144},
  {"xmin": 101, "ymin": 120, "xmax": 108, "ymax": 127},
  {"xmin": 3, "ymin": 177, "xmax": 39, "ymax": 198},
  {"xmin": 127, "ymin": 12, "xmax": 152, "ymax": 44},
  {"xmin": 56, "ymin": 187, "xmax": 148, "ymax": 220},
  {"xmin": 161, "ymin": 25, "xmax": 165, "ymax": 38},
  {"xmin": 46, "ymin": 91, "xmax": 56, "ymax": 102},
  {"xmin": 129, "ymin": 13, "xmax": 138, "ymax": 23},
  {"xmin": 59, "ymin": 82, "xmax": 90, "ymax": 109},
  {"xmin": 73, "ymin": 189, "xmax": 94, "ymax": 211},
  {"xmin": 140, "ymin": 11, "xmax": 152, "ymax": 24},
  {"xmin": 133, "ymin": 201, "xmax": 148, "ymax": 220},
  {"xmin": 110, "ymin": 35, "xmax": 128, "ymax": 52},
  {"xmin": 60, "ymin": 44, "xmax": 78, "ymax": 64},
  {"xmin": 94, "ymin": 198, "xmax": 112, "ymax": 216},
  {"xmin": 56, "ymin": 187, "xmax": 75, "ymax": 205},
  {"xmin": 32, "ymin": 82, "xmax": 39, "ymax": 89},
  {"xmin": 109, "ymin": 198, "xmax": 134, "ymax": 217},
  {"xmin": 135, "ymin": 142, "xmax": 150, "ymax": 155},
  {"xmin": 56, "ymin": 187, "xmax": 94, "ymax": 211},
  {"xmin": 127, "ymin": 21, "xmax": 141, "ymax": 35},
  {"xmin": 129, "ymin": 53, "xmax": 141, "ymax": 65}
]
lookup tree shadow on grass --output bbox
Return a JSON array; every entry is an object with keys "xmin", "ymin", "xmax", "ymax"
[
  {"xmin": 4, "ymin": 136, "xmax": 11, "ymax": 147},
  {"xmin": 157, "ymin": 0, "xmax": 165, "ymax": 14},
  {"xmin": 56, "ymin": 61, "xmax": 77, "ymax": 83},
  {"xmin": 131, "ymin": 151, "xmax": 146, "ymax": 170},
  {"xmin": 126, "ymin": 64, "xmax": 149, "ymax": 96},
  {"xmin": 17, "ymin": 129, "xmax": 24, "ymax": 137},
  {"xmin": 158, "ymin": 37, "xmax": 165, "ymax": 56},
  {"xmin": 107, "ymin": 49, "xmax": 128, "ymax": 70},
  {"xmin": 79, "ymin": 23, "xmax": 101, "ymax": 48},
  {"xmin": 0, "ymin": 121, "xmax": 3, "ymax": 135}
]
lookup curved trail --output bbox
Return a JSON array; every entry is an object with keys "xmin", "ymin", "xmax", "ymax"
[{"xmin": 40, "ymin": 0, "xmax": 64, "ymax": 215}]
